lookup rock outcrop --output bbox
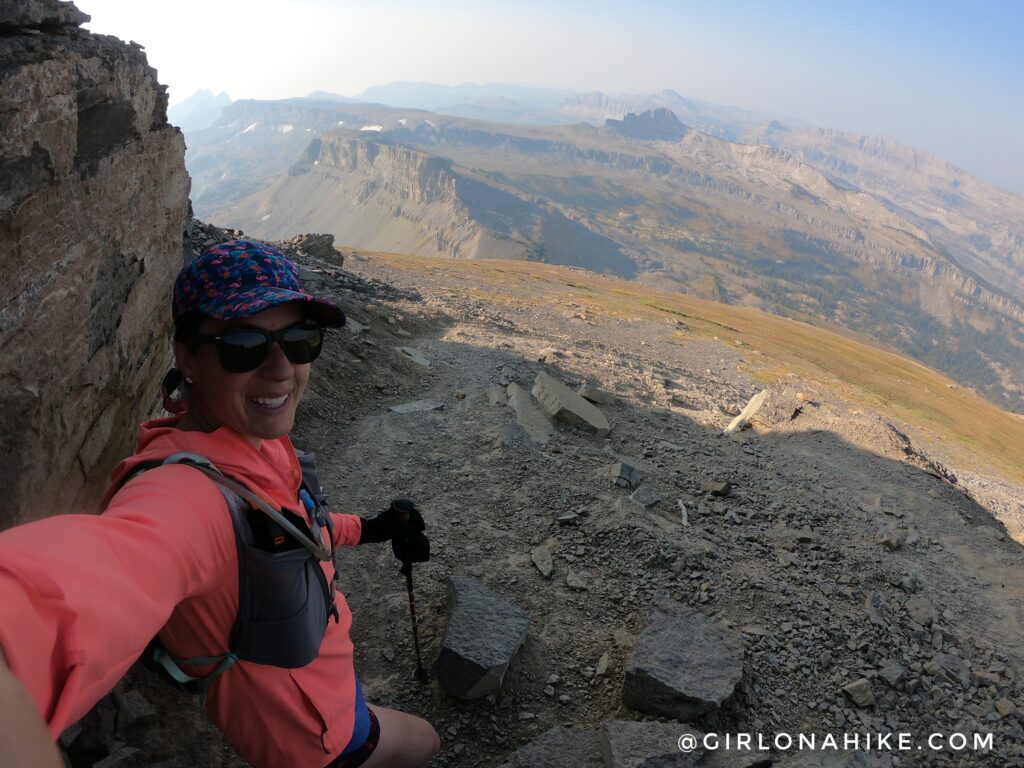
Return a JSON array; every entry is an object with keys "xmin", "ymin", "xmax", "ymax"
[
  {"xmin": 436, "ymin": 575, "xmax": 530, "ymax": 699},
  {"xmin": 0, "ymin": 0, "xmax": 190, "ymax": 527}
]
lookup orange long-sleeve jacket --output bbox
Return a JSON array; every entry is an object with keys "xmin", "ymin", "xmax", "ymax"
[{"xmin": 0, "ymin": 416, "xmax": 365, "ymax": 767}]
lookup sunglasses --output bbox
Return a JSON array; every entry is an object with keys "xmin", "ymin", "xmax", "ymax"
[{"xmin": 191, "ymin": 322, "xmax": 325, "ymax": 373}]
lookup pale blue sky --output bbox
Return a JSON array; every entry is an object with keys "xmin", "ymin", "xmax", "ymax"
[{"xmin": 82, "ymin": 0, "xmax": 1024, "ymax": 194}]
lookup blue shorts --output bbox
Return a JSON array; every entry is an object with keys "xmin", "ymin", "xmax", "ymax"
[{"xmin": 342, "ymin": 676, "xmax": 371, "ymax": 754}]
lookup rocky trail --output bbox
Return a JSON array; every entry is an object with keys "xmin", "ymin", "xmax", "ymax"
[{"xmin": 68, "ymin": 230, "xmax": 1024, "ymax": 768}]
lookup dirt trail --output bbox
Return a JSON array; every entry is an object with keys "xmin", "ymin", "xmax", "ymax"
[{"xmin": 277, "ymin": 252, "xmax": 1024, "ymax": 767}]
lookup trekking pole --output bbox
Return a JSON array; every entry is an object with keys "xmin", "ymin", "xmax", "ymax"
[{"xmin": 400, "ymin": 559, "xmax": 428, "ymax": 680}]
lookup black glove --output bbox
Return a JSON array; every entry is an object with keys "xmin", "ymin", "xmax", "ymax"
[{"xmin": 359, "ymin": 498, "xmax": 430, "ymax": 564}]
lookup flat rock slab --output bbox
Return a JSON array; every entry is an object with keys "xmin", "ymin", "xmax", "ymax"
[
  {"xmin": 395, "ymin": 346, "xmax": 430, "ymax": 367},
  {"xmin": 724, "ymin": 388, "xmax": 807, "ymax": 434},
  {"xmin": 436, "ymin": 575, "xmax": 530, "ymax": 699},
  {"xmin": 506, "ymin": 383, "xmax": 554, "ymax": 447},
  {"xmin": 499, "ymin": 728, "xmax": 604, "ymax": 768},
  {"xmin": 532, "ymin": 371, "xmax": 610, "ymax": 435},
  {"xmin": 623, "ymin": 597, "xmax": 744, "ymax": 721},
  {"xmin": 389, "ymin": 399, "xmax": 444, "ymax": 414},
  {"xmin": 601, "ymin": 720, "xmax": 704, "ymax": 767},
  {"xmin": 580, "ymin": 383, "xmax": 616, "ymax": 405},
  {"xmin": 724, "ymin": 390, "xmax": 768, "ymax": 434}
]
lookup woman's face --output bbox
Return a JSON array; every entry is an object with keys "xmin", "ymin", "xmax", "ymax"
[{"xmin": 175, "ymin": 304, "xmax": 311, "ymax": 446}]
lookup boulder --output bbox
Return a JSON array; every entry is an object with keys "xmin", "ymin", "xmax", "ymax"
[
  {"xmin": 531, "ymin": 371, "xmax": 610, "ymax": 435},
  {"xmin": 506, "ymin": 383, "xmax": 554, "ymax": 447},
  {"xmin": 436, "ymin": 576, "xmax": 530, "ymax": 699},
  {"xmin": 276, "ymin": 232, "xmax": 338, "ymax": 261},
  {"xmin": 623, "ymin": 597, "xmax": 744, "ymax": 721},
  {"xmin": 499, "ymin": 728, "xmax": 604, "ymax": 768},
  {"xmin": 0, "ymin": 0, "xmax": 190, "ymax": 526}
]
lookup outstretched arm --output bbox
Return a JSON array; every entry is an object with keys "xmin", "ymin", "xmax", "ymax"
[{"xmin": 0, "ymin": 464, "xmax": 234, "ymax": 737}]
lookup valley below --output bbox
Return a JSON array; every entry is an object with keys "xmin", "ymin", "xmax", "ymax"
[{"xmin": 186, "ymin": 100, "xmax": 1024, "ymax": 414}]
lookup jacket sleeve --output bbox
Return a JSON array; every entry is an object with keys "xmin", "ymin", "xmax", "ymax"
[
  {"xmin": 0, "ymin": 464, "xmax": 235, "ymax": 736},
  {"xmin": 329, "ymin": 512, "xmax": 363, "ymax": 547}
]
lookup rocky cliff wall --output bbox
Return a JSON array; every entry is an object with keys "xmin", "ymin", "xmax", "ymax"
[{"xmin": 0, "ymin": 0, "xmax": 190, "ymax": 527}]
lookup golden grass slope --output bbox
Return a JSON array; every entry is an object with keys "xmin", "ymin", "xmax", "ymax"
[{"xmin": 354, "ymin": 249, "xmax": 1024, "ymax": 486}]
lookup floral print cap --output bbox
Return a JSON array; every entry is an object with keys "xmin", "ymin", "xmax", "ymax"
[{"xmin": 172, "ymin": 239, "xmax": 345, "ymax": 327}]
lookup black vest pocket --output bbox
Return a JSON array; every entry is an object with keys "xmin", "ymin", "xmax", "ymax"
[{"xmin": 234, "ymin": 547, "xmax": 330, "ymax": 667}]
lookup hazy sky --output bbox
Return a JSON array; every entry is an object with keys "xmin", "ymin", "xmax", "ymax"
[{"xmin": 82, "ymin": 0, "xmax": 1024, "ymax": 195}]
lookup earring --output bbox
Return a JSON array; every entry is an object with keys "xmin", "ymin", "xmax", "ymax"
[{"xmin": 185, "ymin": 376, "xmax": 194, "ymax": 385}]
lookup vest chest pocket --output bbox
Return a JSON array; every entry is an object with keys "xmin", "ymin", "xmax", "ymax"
[{"xmin": 232, "ymin": 544, "xmax": 331, "ymax": 667}]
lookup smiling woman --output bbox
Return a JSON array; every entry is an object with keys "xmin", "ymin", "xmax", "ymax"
[{"xmin": 0, "ymin": 240, "xmax": 439, "ymax": 768}]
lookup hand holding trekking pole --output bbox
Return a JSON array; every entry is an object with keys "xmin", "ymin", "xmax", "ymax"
[
  {"xmin": 358, "ymin": 499, "xmax": 430, "ymax": 679},
  {"xmin": 358, "ymin": 499, "xmax": 430, "ymax": 564}
]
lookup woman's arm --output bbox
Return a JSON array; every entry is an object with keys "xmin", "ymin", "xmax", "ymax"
[
  {"xmin": 0, "ymin": 464, "xmax": 235, "ymax": 736},
  {"xmin": 329, "ymin": 511, "xmax": 364, "ymax": 547},
  {"xmin": 0, "ymin": 647, "xmax": 62, "ymax": 768}
]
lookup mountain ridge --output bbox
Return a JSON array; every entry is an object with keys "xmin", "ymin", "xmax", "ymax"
[{"xmin": 186, "ymin": 99, "xmax": 1024, "ymax": 411}]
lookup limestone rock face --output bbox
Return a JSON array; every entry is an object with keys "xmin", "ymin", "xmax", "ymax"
[{"xmin": 0, "ymin": 0, "xmax": 190, "ymax": 527}]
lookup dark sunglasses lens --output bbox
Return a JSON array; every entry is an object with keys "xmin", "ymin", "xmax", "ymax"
[
  {"xmin": 216, "ymin": 330, "xmax": 270, "ymax": 373},
  {"xmin": 280, "ymin": 326, "xmax": 323, "ymax": 364}
]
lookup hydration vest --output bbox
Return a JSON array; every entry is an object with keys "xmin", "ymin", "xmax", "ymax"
[{"xmin": 119, "ymin": 451, "xmax": 339, "ymax": 698}]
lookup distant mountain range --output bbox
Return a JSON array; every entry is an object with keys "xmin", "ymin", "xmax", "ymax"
[
  {"xmin": 183, "ymin": 92, "xmax": 1024, "ymax": 411},
  {"xmin": 167, "ymin": 89, "xmax": 232, "ymax": 132}
]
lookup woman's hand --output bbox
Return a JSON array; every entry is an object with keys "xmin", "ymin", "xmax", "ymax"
[
  {"xmin": 0, "ymin": 649, "xmax": 63, "ymax": 768},
  {"xmin": 358, "ymin": 499, "xmax": 430, "ymax": 564}
]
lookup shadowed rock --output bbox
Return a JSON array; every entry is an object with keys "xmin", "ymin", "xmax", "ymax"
[
  {"xmin": 623, "ymin": 597, "xmax": 744, "ymax": 721},
  {"xmin": 436, "ymin": 576, "xmax": 530, "ymax": 699},
  {"xmin": 579, "ymin": 383, "xmax": 616, "ymax": 405},
  {"xmin": 506, "ymin": 383, "xmax": 555, "ymax": 446},
  {"xmin": 499, "ymin": 727, "xmax": 604, "ymax": 768},
  {"xmin": 601, "ymin": 720, "xmax": 704, "ymax": 767}
]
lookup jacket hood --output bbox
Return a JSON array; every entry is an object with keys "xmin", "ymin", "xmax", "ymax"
[{"xmin": 101, "ymin": 416, "xmax": 303, "ymax": 511}]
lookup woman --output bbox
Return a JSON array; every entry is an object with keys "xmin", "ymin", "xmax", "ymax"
[{"xmin": 0, "ymin": 240, "xmax": 440, "ymax": 767}]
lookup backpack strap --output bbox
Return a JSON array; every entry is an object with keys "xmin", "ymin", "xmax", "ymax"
[{"xmin": 164, "ymin": 452, "xmax": 333, "ymax": 562}]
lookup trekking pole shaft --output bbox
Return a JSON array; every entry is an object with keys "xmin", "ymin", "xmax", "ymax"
[{"xmin": 403, "ymin": 565, "xmax": 426, "ymax": 678}]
